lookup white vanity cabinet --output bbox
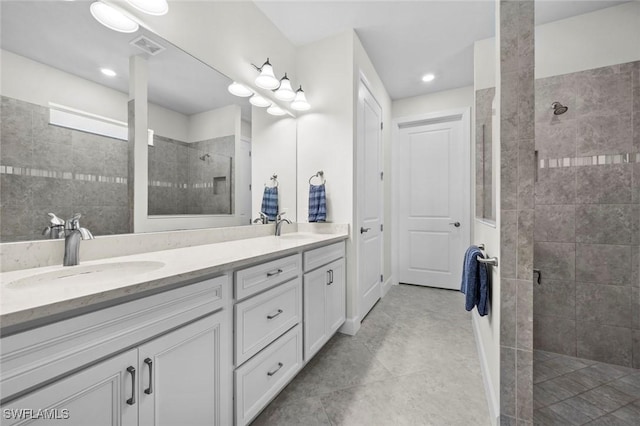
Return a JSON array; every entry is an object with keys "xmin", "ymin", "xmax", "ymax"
[
  {"xmin": 233, "ymin": 254, "xmax": 303, "ymax": 426},
  {"xmin": 303, "ymin": 242, "xmax": 346, "ymax": 360},
  {"xmin": 0, "ymin": 276, "xmax": 232, "ymax": 426}
]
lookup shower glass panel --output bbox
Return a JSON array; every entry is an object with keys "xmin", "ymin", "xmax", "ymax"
[{"xmin": 475, "ymin": 88, "xmax": 495, "ymax": 222}]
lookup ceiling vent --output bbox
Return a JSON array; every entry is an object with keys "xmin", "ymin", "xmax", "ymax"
[{"xmin": 130, "ymin": 35, "xmax": 165, "ymax": 56}]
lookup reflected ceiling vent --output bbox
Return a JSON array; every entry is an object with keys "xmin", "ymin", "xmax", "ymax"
[{"xmin": 130, "ymin": 35, "xmax": 165, "ymax": 56}]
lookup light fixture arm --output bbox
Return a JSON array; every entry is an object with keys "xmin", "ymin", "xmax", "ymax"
[{"xmin": 252, "ymin": 57, "xmax": 271, "ymax": 72}]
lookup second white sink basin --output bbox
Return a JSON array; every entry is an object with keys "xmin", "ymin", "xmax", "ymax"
[{"xmin": 6, "ymin": 261, "xmax": 166, "ymax": 289}]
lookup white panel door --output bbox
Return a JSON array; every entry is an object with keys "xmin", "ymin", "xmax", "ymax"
[
  {"xmin": 398, "ymin": 119, "xmax": 465, "ymax": 289},
  {"xmin": 357, "ymin": 82, "xmax": 383, "ymax": 320},
  {"xmin": 1, "ymin": 349, "xmax": 138, "ymax": 426},
  {"xmin": 138, "ymin": 311, "xmax": 229, "ymax": 426}
]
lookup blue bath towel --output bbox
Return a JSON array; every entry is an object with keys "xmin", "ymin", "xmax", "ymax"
[
  {"xmin": 261, "ymin": 187, "xmax": 279, "ymax": 221},
  {"xmin": 308, "ymin": 184, "xmax": 327, "ymax": 222},
  {"xmin": 460, "ymin": 245, "xmax": 489, "ymax": 316}
]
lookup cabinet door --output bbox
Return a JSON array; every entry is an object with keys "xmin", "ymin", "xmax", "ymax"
[
  {"xmin": 1, "ymin": 349, "xmax": 138, "ymax": 426},
  {"xmin": 303, "ymin": 267, "xmax": 328, "ymax": 361},
  {"xmin": 325, "ymin": 258, "xmax": 346, "ymax": 336},
  {"xmin": 138, "ymin": 310, "xmax": 231, "ymax": 426}
]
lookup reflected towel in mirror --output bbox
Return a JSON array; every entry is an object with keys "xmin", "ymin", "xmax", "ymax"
[
  {"xmin": 261, "ymin": 187, "xmax": 279, "ymax": 221},
  {"xmin": 308, "ymin": 184, "xmax": 327, "ymax": 222}
]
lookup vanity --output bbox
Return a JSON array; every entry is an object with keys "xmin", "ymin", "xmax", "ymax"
[{"xmin": 0, "ymin": 230, "xmax": 347, "ymax": 426}]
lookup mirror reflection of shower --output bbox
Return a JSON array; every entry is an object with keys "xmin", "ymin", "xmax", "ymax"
[{"xmin": 550, "ymin": 101, "xmax": 568, "ymax": 115}]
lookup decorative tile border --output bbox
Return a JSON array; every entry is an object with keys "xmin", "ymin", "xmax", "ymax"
[
  {"xmin": 539, "ymin": 152, "xmax": 639, "ymax": 169},
  {"xmin": 0, "ymin": 165, "xmax": 127, "ymax": 184}
]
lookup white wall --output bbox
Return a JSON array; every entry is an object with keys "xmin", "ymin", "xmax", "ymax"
[
  {"xmin": 252, "ymin": 108, "xmax": 297, "ymax": 222},
  {"xmin": 1, "ymin": 49, "xmax": 190, "ymax": 142},
  {"xmin": 392, "ymin": 86, "xmax": 474, "ymax": 119},
  {"xmin": 188, "ymin": 104, "xmax": 239, "ymax": 142},
  {"xmin": 475, "ymin": 2, "xmax": 640, "ymax": 87}
]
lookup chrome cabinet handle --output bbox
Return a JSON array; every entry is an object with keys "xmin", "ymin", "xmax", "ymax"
[
  {"xmin": 267, "ymin": 309, "xmax": 283, "ymax": 320},
  {"xmin": 327, "ymin": 269, "xmax": 334, "ymax": 285},
  {"xmin": 360, "ymin": 227, "xmax": 371, "ymax": 234},
  {"xmin": 327, "ymin": 270, "xmax": 332, "ymax": 285},
  {"xmin": 144, "ymin": 358, "xmax": 153, "ymax": 395},
  {"xmin": 126, "ymin": 366, "xmax": 136, "ymax": 405},
  {"xmin": 449, "ymin": 221, "xmax": 461, "ymax": 227},
  {"xmin": 267, "ymin": 362, "xmax": 283, "ymax": 376},
  {"xmin": 267, "ymin": 269, "xmax": 283, "ymax": 277}
]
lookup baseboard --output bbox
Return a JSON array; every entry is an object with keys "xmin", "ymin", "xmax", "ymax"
[
  {"xmin": 471, "ymin": 313, "xmax": 500, "ymax": 426},
  {"xmin": 382, "ymin": 276, "xmax": 393, "ymax": 297},
  {"xmin": 338, "ymin": 315, "xmax": 360, "ymax": 336}
]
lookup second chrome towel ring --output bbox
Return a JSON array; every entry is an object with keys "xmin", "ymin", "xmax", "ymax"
[{"xmin": 309, "ymin": 170, "xmax": 326, "ymax": 185}]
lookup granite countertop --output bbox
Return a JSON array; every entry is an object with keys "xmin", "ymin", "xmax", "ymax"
[{"xmin": 0, "ymin": 232, "xmax": 348, "ymax": 331}]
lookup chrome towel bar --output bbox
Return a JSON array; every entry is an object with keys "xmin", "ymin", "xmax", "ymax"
[{"xmin": 476, "ymin": 243, "xmax": 499, "ymax": 267}]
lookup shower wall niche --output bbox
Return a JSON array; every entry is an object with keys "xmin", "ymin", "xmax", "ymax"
[
  {"xmin": 533, "ymin": 61, "xmax": 640, "ymax": 368},
  {"xmin": 148, "ymin": 134, "xmax": 234, "ymax": 216}
]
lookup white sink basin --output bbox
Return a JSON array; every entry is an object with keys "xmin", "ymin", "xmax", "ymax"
[{"xmin": 6, "ymin": 261, "xmax": 166, "ymax": 289}]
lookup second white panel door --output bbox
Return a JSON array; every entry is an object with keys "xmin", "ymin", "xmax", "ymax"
[{"xmin": 398, "ymin": 118, "xmax": 465, "ymax": 290}]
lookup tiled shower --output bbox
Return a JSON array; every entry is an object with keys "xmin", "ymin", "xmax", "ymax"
[{"xmin": 533, "ymin": 61, "xmax": 640, "ymax": 369}]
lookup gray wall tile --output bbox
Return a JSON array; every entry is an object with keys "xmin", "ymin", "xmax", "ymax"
[
  {"xmin": 535, "ymin": 167, "xmax": 576, "ymax": 205},
  {"xmin": 502, "ymin": 346, "xmax": 517, "ymax": 417},
  {"xmin": 517, "ymin": 349, "xmax": 533, "ymax": 421},
  {"xmin": 534, "ymin": 279, "xmax": 575, "ymax": 319},
  {"xmin": 576, "ymin": 244, "xmax": 631, "ymax": 286},
  {"xmin": 502, "ymin": 138, "xmax": 518, "ymax": 210},
  {"xmin": 634, "ymin": 330, "xmax": 640, "ymax": 369},
  {"xmin": 518, "ymin": 210, "xmax": 534, "ymax": 280},
  {"xmin": 576, "ymin": 114, "xmax": 633, "ymax": 156},
  {"xmin": 534, "ymin": 205, "xmax": 575, "ymax": 243},
  {"xmin": 534, "ymin": 242, "xmax": 575, "ymax": 281},
  {"xmin": 576, "ymin": 283, "xmax": 632, "ymax": 328},
  {"xmin": 575, "ymin": 71, "xmax": 633, "ymax": 118},
  {"xmin": 502, "ymin": 210, "xmax": 518, "ymax": 279},
  {"xmin": 534, "ymin": 315, "xmax": 576, "ymax": 356},
  {"xmin": 502, "ymin": 278, "xmax": 517, "ymax": 348},
  {"xmin": 575, "ymin": 204, "xmax": 635, "ymax": 245},
  {"xmin": 576, "ymin": 164, "xmax": 632, "ymax": 204},
  {"xmin": 535, "ymin": 121, "xmax": 576, "ymax": 159},
  {"xmin": 517, "ymin": 281, "xmax": 533, "ymax": 350},
  {"xmin": 576, "ymin": 323, "xmax": 632, "ymax": 367}
]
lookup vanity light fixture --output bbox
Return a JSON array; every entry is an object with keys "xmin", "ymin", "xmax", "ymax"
[
  {"xmin": 125, "ymin": 0, "xmax": 169, "ymax": 16},
  {"xmin": 267, "ymin": 105, "xmax": 286, "ymax": 116},
  {"xmin": 228, "ymin": 82, "xmax": 253, "ymax": 97},
  {"xmin": 422, "ymin": 73, "xmax": 435, "ymax": 82},
  {"xmin": 249, "ymin": 94, "xmax": 271, "ymax": 108},
  {"xmin": 290, "ymin": 86, "xmax": 310, "ymax": 111},
  {"xmin": 274, "ymin": 74, "xmax": 296, "ymax": 102},
  {"xmin": 90, "ymin": 1, "xmax": 139, "ymax": 33},
  {"xmin": 100, "ymin": 68, "xmax": 117, "ymax": 77},
  {"xmin": 253, "ymin": 58, "xmax": 280, "ymax": 90}
]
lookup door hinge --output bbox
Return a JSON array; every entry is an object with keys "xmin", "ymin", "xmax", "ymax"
[
  {"xmin": 380, "ymin": 224, "xmax": 383, "ymax": 231},
  {"xmin": 380, "ymin": 171, "xmax": 384, "ymax": 180},
  {"xmin": 249, "ymin": 184, "xmax": 252, "ymax": 191},
  {"xmin": 380, "ymin": 274, "xmax": 384, "ymax": 282},
  {"xmin": 380, "ymin": 122, "xmax": 384, "ymax": 130},
  {"xmin": 249, "ymin": 151, "xmax": 251, "ymax": 157}
]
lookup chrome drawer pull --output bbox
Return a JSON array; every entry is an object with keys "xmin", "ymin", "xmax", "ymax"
[
  {"xmin": 267, "ymin": 269, "xmax": 283, "ymax": 277},
  {"xmin": 267, "ymin": 309, "xmax": 283, "ymax": 320},
  {"xmin": 144, "ymin": 358, "xmax": 153, "ymax": 395},
  {"xmin": 267, "ymin": 362, "xmax": 284, "ymax": 376},
  {"xmin": 126, "ymin": 366, "xmax": 136, "ymax": 405}
]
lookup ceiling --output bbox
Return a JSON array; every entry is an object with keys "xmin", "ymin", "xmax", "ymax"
[
  {"xmin": 255, "ymin": 0, "xmax": 630, "ymax": 100},
  {"xmin": 0, "ymin": 0, "xmax": 251, "ymax": 119}
]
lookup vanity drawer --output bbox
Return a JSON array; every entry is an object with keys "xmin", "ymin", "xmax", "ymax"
[
  {"xmin": 235, "ymin": 254, "xmax": 300, "ymax": 301},
  {"xmin": 303, "ymin": 241, "xmax": 345, "ymax": 272},
  {"xmin": 235, "ymin": 277, "xmax": 301, "ymax": 365},
  {"xmin": 235, "ymin": 323, "xmax": 302, "ymax": 426}
]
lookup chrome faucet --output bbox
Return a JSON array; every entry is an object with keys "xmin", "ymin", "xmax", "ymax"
[
  {"xmin": 275, "ymin": 212, "xmax": 292, "ymax": 236},
  {"xmin": 42, "ymin": 213, "xmax": 66, "ymax": 239},
  {"xmin": 63, "ymin": 213, "xmax": 94, "ymax": 266},
  {"xmin": 253, "ymin": 211, "xmax": 269, "ymax": 224}
]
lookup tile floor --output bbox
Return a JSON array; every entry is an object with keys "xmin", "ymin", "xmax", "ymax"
[
  {"xmin": 534, "ymin": 350, "xmax": 640, "ymax": 425},
  {"xmin": 252, "ymin": 284, "xmax": 491, "ymax": 426}
]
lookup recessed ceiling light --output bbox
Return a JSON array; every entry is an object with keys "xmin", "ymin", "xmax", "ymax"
[
  {"xmin": 101, "ymin": 68, "xmax": 117, "ymax": 77},
  {"xmin": 90, "ymin": 2, "xmax": 139, "ymax": 33},
  {"xmin": 125, "ymin": 0, "xmax": 169, "ymax": 16},
  {"xmin": 422, "ymin": 73, "xmax": 435, "ymax": 82}
]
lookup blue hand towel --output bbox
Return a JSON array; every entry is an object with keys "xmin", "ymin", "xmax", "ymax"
[
  {"xmin": 261, "ymin": 187, "xmax": 279, "ymax": 221},
  {"xmin": 308, "ymin": 184, "xmax": 327, "ymax": 222},
  {"xmin": 460, "ymin": 245, "xmax": 490, "ymax": 316}
]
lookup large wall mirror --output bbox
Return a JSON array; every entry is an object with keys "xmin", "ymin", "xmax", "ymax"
[{"xmin": 0, "ymin": 1, "xmax": 289, "ymax": 242}]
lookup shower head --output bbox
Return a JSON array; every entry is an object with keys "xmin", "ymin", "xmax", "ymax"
[
  {"xmin": 551, "ymin": 101, "xmax": 568, "ymax": 115},
  {"xmin": 199, "ymin": 153, "xmax": 210, "ymax": 161}
]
